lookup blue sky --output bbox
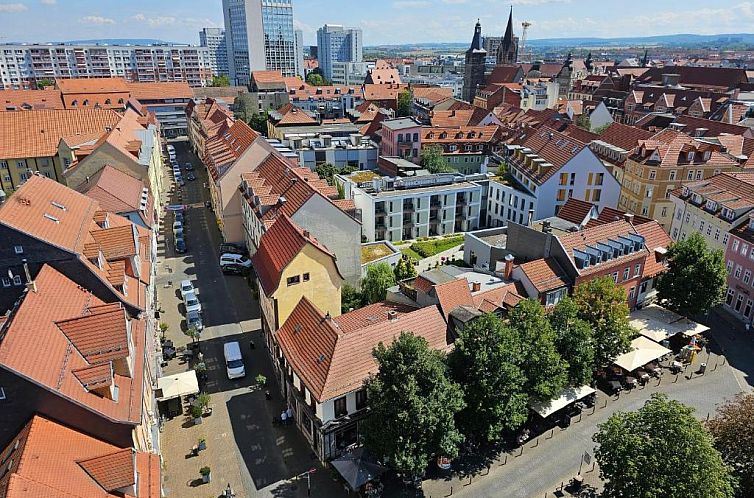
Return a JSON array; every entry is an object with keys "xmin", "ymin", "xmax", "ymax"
[{"xmin": 1, "ymin": 0, "xmax": 754, "ymax": 46}]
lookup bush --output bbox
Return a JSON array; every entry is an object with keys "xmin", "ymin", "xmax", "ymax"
[
  {"xmin": 409, "ymin": 236, "xmax": 464, "ymax": 258},
  {"xmin": 200, "ymin": 466, "xmax": 211, "ymax": 476},
  {"xmin": 255, "ymin": 374, "xmax": 267, "ymax": 386},
  {"xmin": 190, "ymin": 405, "xmax": 203, "ymax": 419}
]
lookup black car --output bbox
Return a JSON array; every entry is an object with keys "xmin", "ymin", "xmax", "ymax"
[
  {"xmin": 187, "ymin": 173, "xmax": 196, "ymax": 181},
  {"xmin": 185, "ymin": 163, "xmax": 194, "ymax": 171},
  {"xmin": 176, "ymin": 237, "xmax": 187, "ymax": 253},
  {"xmin": 221, "ymin": 263, "xmax": 246, "ymax": 275},
  {"xmin": 220, "ymin": 242, "xmax": 246, "ymax": 256}
]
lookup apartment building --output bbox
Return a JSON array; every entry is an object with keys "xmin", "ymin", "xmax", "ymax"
[
  {"xmin": 331, "ymin": 61, "xmax": 369, "ymax": 85},
  {"xmin": 487, "ymin": 126, "xmax": 620, "ymax": 227},
  {"xmin": 724, "ymin": 212, "xmax": 754, "ymax": 324},
  {"xmin": 317, "ymin": 25, "xmax": 363, "ymax": 82},
  {"xmin": 127, "ymin": 81, "xmax": 194, "ymax": 137},
  {"xmin": 618, "ymin": 129, "xmax": 741, "ymax": 231},
  {"xmin": 279, "ymin": 133, "xmax": 378, "ymax": 170},
  {"xmin": 338, "ymin": 170, "xmax": 483, "ymax": 242},
  {"xmin": 379, "ymin": 118, "xmax": 422, "ymax": 162},
  {"xmin": 669, "ymin": 172, "xmax": 754, "ymax": 251},
  {"xmin": 519, "ymin": 80, "xmax": 560, "ymax": 111},
  {"xmin": 421, "ymin": 125, "xmax": 504, "ymax": 175},
  {"xmin": 0, "ymin": 43, "xmax": 212, "ymax": 89},
  {"xmin": 199, "ymin": 27, "xmax": 228, "ymax": 76},
  {"xmin": 223, "ymin": 0, "xmax": 297, "ymax": 85}
]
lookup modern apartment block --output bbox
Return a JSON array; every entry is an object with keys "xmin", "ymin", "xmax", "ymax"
[
  {"xmin": 199, "ymin": 27, "xmax": 229, "ymax": 76},
  {"xmin": 316, "ymin": 24, "xmax": 363, "ymax": 82},
  {"xmin": 295, "ymin": 29, "xmax": 305, "ymax": 79},
  {"xmin": 223, "ymin": 0, "xmax": 297, "ymax": 85},
  {"xmin": 338, "ymin": 171, "xmax": 484, "ymax": 242},
  {"xmin": 0, "ymin": 43, "xmax": 213, "ymax": 89}
]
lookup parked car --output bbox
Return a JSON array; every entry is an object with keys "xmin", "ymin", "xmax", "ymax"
[
  {"xmin": 219, "ymin": 243, "xmax": 246, "ymax": 256},
  {"xmin": 175, "ymin": 237, "xmax": 187, "ymax": 253},
  {"xmin": 178, "ymin": 178, "xmax": 185, "ymax": 187},
  {"xmin": 174, "ymin": 211, "xmax": 184, "ymax": 223},
  {"xmin": 167, "ymin": 145, "xmax": 175, "ymax": 153},
  {"xmin": 220, "ymin": 253, "xmax": 251, "ymax": 269},
  {"xmin": 187, "ymin": 309, "xmax": 203, "ymax": 331},
  {"xmin": 180, "ymin": 279, "xmax": 195, "ymax": 301},
  {"xmin": 172, "ymin": 220, "xmax": 183, "ymax": 233},
  {"xmin": 185, "ymin": 163, "xmax": 194, "ymax": 171},
  {"xmin": 223, "ymin": 341, "xmax": 245, "ymax": 379},
  {"xmin": 221, "ymin": 263, "xmax": 246, "ymax": 275},
  {"xmin": 187, "ymin": 173, "xmax": 196, "ymax": 181},
  {"xmin": 174, "ymin": 227, "xmax": 184, "ymax": 240},
  {"xmin": 183, "ymin": 291, "xmax": 202, "ymax": 314}
]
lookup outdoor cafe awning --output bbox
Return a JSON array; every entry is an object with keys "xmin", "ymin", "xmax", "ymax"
[
  {"xmin": 529, "ymin": 385, "xmax": 596, "ymax": 419},
  {"xmin": 155, "ymin": 371, "xmax": 199, "ymax": 401},
  {"xmin": 613, "ymin": 336, "xmax": 672, "ymax": 372},
  {"xmin": 630, "ymin": 304, "xmax": 709, "ymax": 343}
]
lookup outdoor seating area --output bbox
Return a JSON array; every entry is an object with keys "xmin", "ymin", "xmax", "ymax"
[
  {"xmin": 331, "ymin": 447, "xmax": 387, "ymax": 497},
  {"xmin": 529, "ymin": 385, "xmax": 597, "ymax": 429}
]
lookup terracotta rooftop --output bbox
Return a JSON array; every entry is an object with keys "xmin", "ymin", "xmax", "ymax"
[
  {"xmin": 634, "ymin": 221, "xmax": 671, "ymax": 279},
  {"xmin": 251, "ymin": 214, "xmax": 341, "ymax": 296},
  {"xmin": 364, "ymin": 66, "xmax": 402, "ymax": 85},
  {"xmin": 518, "ymin": 258, "xmax": 570, "ymax": 294},
  {"xmin": 57, "ymin": 77, "xmax": 130, "ymax": 94},
  {"xmin": 333, "ymin": 301, "xmax": 419, "ymax": 333},
  {"xmin": 90, "ymin": 225, "xmax": 138, "ymax": 259},
  {"xmin": 0, "ymin": 89, "xmax": 65, "ymax": 111},
  {"xmin": 0, "ymin": 265, "xmax": 145, "ymax": 425},
  {"xmin": 0, "ymin": 415, "xmax": 159, "ymax": 498},
  {"xmin": 471, "ymin": 282, "xmax": 525, "ymax": 311},
  {"xmin": 509, "ymin": 126, "xmax": 587, "ymax": 184},
  {"xmin": 126, "ymin": 81, "xmax": 193, "ymax": 100},
  {"xmin": 412, "ymin": 86, "xmax": 453, "ymax": 104},
  {"xmin": 362, "ymin": 83, "xmax": 408, "ymax": 102},
  {"xmin": 673, "ymin": 172, "xmax": 754, "ymax": 213},
  {"xmin": 203, "ymin": 119, "xmax": 259, "ymax": 182},
  {"xmin": 269, "ymin": 103, "xmax": 318, "ymax": 126},
  {"xmin": 672, "ymin": 115, "xmax": 752, "ymax": 138},
  {"xmin": 276, "ymin": 297, "xmax": 449, "ymax": 402},
  {"xmin": 557, "ymin": 220, "xmax": 649, "ymax": 276},
  {"xmin": 434, "ymin": 278, "xmax": 474, "ymax": 318},
  {"xmin": 557, "ymin": 198, "xmax": 596, "ymax": 226},
  {"xmin": 632, "ymin": 129, "xmax": 740, "ymax": 168},
  {"xmin": 422, "ymin": 126, "xmax": 501, "ymax": 144},
  {"xmin": 0, "ymin": 108, "xmax": 120, "ymax": 158},
  {"xmin": 596, "ymin": 122, "xmax": 654, "ymax": 151},
  {"xmin": 487, "ymin": 65, "xmax": 523, "ymax": 84},
  {"xmin": 76, "ymin": 165, "xmax": 154, "ymax": 226}
]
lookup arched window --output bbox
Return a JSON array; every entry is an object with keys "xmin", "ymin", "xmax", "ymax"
[
  {"xmin": 83, "ymin": 99, "xmax": 89, "ymax": 106},
  {"xmin": 105, "ymin": 99, "xmax": 111, "ymax": 105},
  {"xmin": 71, "ymin": 100, "xmax": 78, "ymax": 107},
  {"xmin": 118, "ymin": 98, "xmax": 124, "ymax": 104}
]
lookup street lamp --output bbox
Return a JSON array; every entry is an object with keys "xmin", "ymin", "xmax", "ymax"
[{"xmin": 296, "ymin": 468, "xmax": 317, "ymax": 496}]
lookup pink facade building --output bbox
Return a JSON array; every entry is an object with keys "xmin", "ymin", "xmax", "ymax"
[
  {"xmin": 379, "ymin": 117, "xmax": 422, "ymax": 162},
  {"xmin": 724, "ymin": 212, "xmax": 754, "ymax": 324}
]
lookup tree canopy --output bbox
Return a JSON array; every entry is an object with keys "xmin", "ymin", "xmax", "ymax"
[
  {"xmin": 708, "ymin": 393, "xmax": 754, "ymax": 497},
  {"xmin": 211, "ymin": 75, "xmax": 230, "ymax": 87},
  {"xmin": 315, "ymin": 163, "xmax": 338, "ymax": 186},
  {"xmin": 550, "ymin": 297, "xmax": 595, "ymax": 386},
  {"xmin": 233, "ymin": 94, "xmax": 254, "ymax": 123},
  {"xmin": 448, "ymin": 313, "xmax": 528, "ymax": 442},
  {"xmin": 362, "ymin": 263, "xmax": 396, "ymax": 304},
  {"xmin": 306, "ymin": 72, "xmax": 327, "ymax": 86},
  {"xmin": 657, "ymin": 232, "xmax": 727, "ymax": 317},
  {"xmin": 393, "ymin": 256, "xmax": 417, "ymax": 281},
  {"xmin": 397, "ymin": 89, "xmax": 412, "ymax": 117},
  {"xmin": 420, "ymin": 145, "xmax": 454, "ymax": 174},
  {"xmin": 341, "ymin": 284, "xmax": 364, "ymax": 314},
  {"xmin": 364, "ymin": 332, "xmax": 465, "ymax": 477},
  {"xmin": 572, "ymin": 276, "xmax": 634, "ymax": 369},
  {"xmin": 508, "ymin": 299, "xmax": 568, "ymax": 398},
  {"xmin": 594, "ymin": 394, "xmax": 735, "ymax": 498},
  {"xmin": 36, "ymin": 78, "xmax": 54, "ymax": 88}
]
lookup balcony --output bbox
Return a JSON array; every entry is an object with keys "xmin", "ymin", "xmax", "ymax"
[{"xmin": 402, "ymin": 202, "xmax": 415, "ymax": 213}]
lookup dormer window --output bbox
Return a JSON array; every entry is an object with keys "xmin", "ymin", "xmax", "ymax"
[
  {"xmin": 705, "ymin": 200, "xmax": 717, "ymax": 212},
  {"xmin": 703, "ymin": 151, "xmax": 711, "ymax": 161},
  {"xmin": 691, "ymin": 193, "xmax": 703, "ymax": 205},
  {"xmin": 722, "ymin": 207, "xmax": 735, "ymax": 220},
  {"xmin": 687, "ymin": 151, "xmax": 695, "ymax": 162}
]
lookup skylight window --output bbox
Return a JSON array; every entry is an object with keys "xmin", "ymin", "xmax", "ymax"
[
  {"xmin": 43, "ymin": 213, "xmax": 59, "ymax": 223},
  {"xmin": 50, "ymin": 201, "xmax": 66, "ymax": 211}
]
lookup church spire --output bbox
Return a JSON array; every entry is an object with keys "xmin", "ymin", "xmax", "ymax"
[
  {"xmin": 502, "ymin": 6, "xmax": 514, "ymax": 48},
  {"xmin": 497, "ymin": 6, "xmax": 517, "ymax": 65},
  {"xmin": 468, "ymin": 18, "xmax": 484, "ymax": 52}
]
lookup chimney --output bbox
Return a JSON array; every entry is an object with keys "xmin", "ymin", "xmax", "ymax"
[
  {"xmin": 471, "ymin": 281, "xmax": 481, "ymax": 292},
  {"xmin": 528, "ymin": 209, "xmax": 535, "ymax": 227},
  {"xmin": 22, "ymin": 259, "xmax": 36, "ymax": 293},
  {"xmin": 325, "ymin": 311, "xmax": 332, "ymax": 321},
  {"xmin": 387, "ymin": 310, "xmax": 398, "ymax": 321},
  {"xmin": 303, "ymin": 230, "xmax": 310, "ymax": 238},
  {"xmin": 623, "ymin": 213, "xmax": 635, "ymax": 224},
  {"xmin": 504, "ymin": 254, "xmax": 515, "ymax": 280},
  {"xmin": 541, "ymin": 220, "xmax": 551, "ymax": 233}
]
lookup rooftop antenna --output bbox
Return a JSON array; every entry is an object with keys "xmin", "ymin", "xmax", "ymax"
[{"xmin": 520, "ymin": 21, "xmax": 532, "ymax": 63}]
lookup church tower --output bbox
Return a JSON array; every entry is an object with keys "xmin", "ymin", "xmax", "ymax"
[
  {"xmin": 496, "ymin": 7, "xmax": 518, "ymax": 65},
  {"xmin": 462, "ymin": 20, "xmax": 487, "ymax": 103}
]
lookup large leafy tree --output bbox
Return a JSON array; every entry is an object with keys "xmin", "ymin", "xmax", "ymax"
[
  {"xmin": 247, "ymin": 110, "xmax": 269, "ymax": 136},
  {"xmin": 393, "ymin": 256, "xmax": 417, "ymax": 281},
  {"xmin": 572, "ymin": 276, "xmax": 634, "ymax": 369},
  {"xmin": 211, "ymin": 75, "xmax": 230, "ymax": 87},
  {"xmin": 315, "ymin": 163, "xmax": 337, "ymax": 186},
  {"xmin": 233, "ymin": 94, "xmax": 254, "ymax": 122},
  {"xmin": 657, "ymin": 232, "xmax": 727, "ymax": 317},
  {"xmin": 306, "ymin": 72, "xmax": 327, "ymax": 86},
  {"xmin": 448, "ymin": 314, "xmax": 528, "ymax": 443},
  {"xmin": 508, "ymin": 299, "xmax": 568, "ymax": 399},
  {"xmin": 420, "ymin": 145, "xmax": 453, "ymax": 174},
  {"xmin": 550, "ymin": 297, "xmax": 595, "ymax": 386},
  {"xmin": 708, "ymin": 393, "xmax": 754, "ymax": 497},
  {"xmin": 341, "ymin": 284, "xmax": 364, "ymax": 314},
  {"xmin": 397, "ymin": 89, "xmax": 412, "ymax": 117},
  {"xmin": 364, "ymin": 332, "xmax": 465, "ymax": 477},
  {"xmin": 594, "ymin": 394, "xmax": 735, "ymax": 498},
  {"xmin": 362, "ymin": 262, "xmax": 396, "ymax": 304}
]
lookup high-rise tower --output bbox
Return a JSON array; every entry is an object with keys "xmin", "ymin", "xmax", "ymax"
[{"xmin": 462, "ymin": 20, "xmax": 487, "ymax": 103}]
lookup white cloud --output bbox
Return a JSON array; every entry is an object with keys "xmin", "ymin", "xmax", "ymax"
[
  {"xmin": 131, "ymin": 13, "xmax": 146, "ymax": 22},
  {"xmin": 146, "ymin": 16, "xmax": 177, "ymax": 27},
  {"xmin": 392, "ymin": 0, "xmax": 430, "ymax": 7},
  {"xmin": 0, "ymin": 3, "xmax": 27, "ymax": 12},
  {"xmin": 79, "ymin": 15, "xmax": 115, "ymax": 25},
  {"xmin": 40, "ymin": 0, "xmax": 55, "ymax": 4}
]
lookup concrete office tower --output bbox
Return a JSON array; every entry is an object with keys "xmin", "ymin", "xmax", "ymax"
[
  {"xmin": 316, "ymin": 24, "xmax": 363, "ymax": 81},
  {"xmin": 199, "ymin": 27, "xmax": 229, "ymax": 76},
  {"xmin": 294, "ymin": 29, "xmax": 305, "ymax": 79},
  {"xmin": 223, "ymin": 0, "xmax": 297, "ymax": 86}
]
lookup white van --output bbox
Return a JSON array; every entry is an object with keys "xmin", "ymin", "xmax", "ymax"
[{"xmin": 223, "ymin": 341, "xmax": 245, "ymax": 379}]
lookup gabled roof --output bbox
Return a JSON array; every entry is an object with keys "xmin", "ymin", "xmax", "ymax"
[
  {"xmin": 0, "ymin": 89, "xmax": 65, "ymax": 111},
  {"xmin": 596, "ymin": 122, "xmax": 654, "ymax": 151},
  {"xmin": 126, "ymin": 81, "xmax": 193, "ymax": 100},
  {"xmin": 275, "ymin": 297, "xmax": 448, "ymax": 402},
  {"xmin": 557, "ymin": 220, "xmax": 648, "ymax": 276},
  {"xmin": 634, "ymin": 221, "xmax": 671, "ymax": 279},
  {"xmin": 90, "ymin": 225, "xmax": 137, "ymax": 259},
  {"xmin": 203, "ymin": 119, "xmax": 259, "ymax": 181},
  {"xmin": 672, "ymin": 115, "xmax": 752, "ymax": 138},
  {"xmin": 487, "ymin": 65, "xmax": 523, "ymax": 85},
  {"xmin": 557, "ymin": 198, "xmax": 596, "ymax": 226},
  {"xmin": 511, "ymin": 126, "xmax": 588, "ymax": 184},
  {"xmin": 269, "ymin": 103, "xmax": 318, "ymax": 126},
  {"xmin": 76, "ymin": 165, "xmax": 153, "ymax": 226},
  {"xmin": 0, "ymin": 415, "xmax": 159, "ymax": 498},
  {"xmin": 434, "ymin": 278, "xmax": 474, "ymax": 318},
  {"xmin": 251, "ymin": 214, "xmax": 341, "ymax": 296},
  {"xmin": 518, "ymin": 258, "xmax": 570, "ymax": 294},
  {"xmin": 57, "ymin": 78, "xmax": 130, "ymax": 94},
  {"xmin": 471, "ymin": 281, "xmax": 525, "ymax": 311}
]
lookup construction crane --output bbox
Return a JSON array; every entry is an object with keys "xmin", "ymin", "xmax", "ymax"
[{"xmin": 520, "ymin": 21, "xmax": 532, "ymax": 63}]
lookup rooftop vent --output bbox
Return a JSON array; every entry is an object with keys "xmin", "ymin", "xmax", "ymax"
[
  {"xmin": 44, "ymin": 213, "xmax": 59, "ymax": 223},
  {"xmin": 50, "ymin": 201, "xmax": 66, "ymax": 211}
]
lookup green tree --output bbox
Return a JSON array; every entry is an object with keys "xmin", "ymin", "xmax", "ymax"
[
  {"xmin": 508, "ymin": 299, "xmax": 568, "ymax": 398},
  {"xmin": 420, "ymin": 145, "xmax": 453, "ymax": 174},
  {"xmin": 657, "ymin": 232, "xmax": 727, "ymax": 317},
  {"xmin": 184, "ymin": 325, "xmax": 201, "ymax": 344},
  {"xmin": 594, "ymin": 394, "xmax": 735, "ymax": 498},
  {"xmin": 448, "ymin": 314, "xmax": 528, "ymax": 443},
  {"xmin": 362, "ymin": 263, "xmax": 396, "ymax": 304},
  {"xmin": 364, "ymin": 332, "xmax": 465, "ymax": 477},
  {"xmin": 233, "ymin": 94, "xmax": 254, "ymax": 122},
  {"xmin": 341, "ymin": 284, "xmax": 364, "ymax": 313},
  {"xmin": 393, "ymin": 256, "xmax": 417, "ymax": 281},
  {"xmin": 708, "ymin": 393, "xmax": 754, "ymax": 497},
  {"xmin": 36, "ymin": 78, "xmax": 54, "ymax": 88},
  {"xmin": 306, "ymin": 72, "xmax": 326, "ymax": 86},
  {"xmin": 211, "ymin": 75, "xmax": 230, "ymax": 87},
  {"xmin": 315, "ymin": 163, "xmax": 338, "ymax": 186},
  {"xmin": 550, "ymin": 298, "xmax": 595, "ymax": 386},
  {"xmin": 575, "ymin": 113, "xmax": 591, "ymax": 130},
  {"xmin": 572, "ymin": 276, "xmax": 634, "ymax": 369},
  {"xmin": 248, "ymin": 110, "xmax": 269, "ymax": 135},
  {"xmin": 397, "ymin": 89, "xmax": 412, "ymax": 117}
]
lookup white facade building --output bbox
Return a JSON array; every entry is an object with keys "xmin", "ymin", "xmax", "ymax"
[
  {"xmin": 294, "ymin": 29, "xmax": 305, "ymax": 79},
  {"xmin": 331, "ymin": 62, "xmax": 369, "ymax": 85},
  {"xmin": 0, "ymin": 43, "xmax": 212, "ymax": 89},
  {"xmin": 338, "ymin": 171, "xmax": 484, "ymax": 242},
  {"xmin": 223, "ymin": 0, "xmax": 297, "ymax": 85},
  {"xmin": 199, "ymin": 27, "xmax": 228, "ymax": 76},
  {"xmin": 316, "ymin": 25, "xmax": 363, "ymax": 82}
]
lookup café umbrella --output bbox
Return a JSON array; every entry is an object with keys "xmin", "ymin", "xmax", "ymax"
[{"xmin": 331, "ymin": 447, "xmax": 387, "ymax": 491}]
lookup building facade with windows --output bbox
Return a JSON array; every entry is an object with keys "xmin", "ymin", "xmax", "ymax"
[
  {"xmin": 316, "ymin": 25, "xmax": 362, "ymax": 82},
  {"xmin": 199, "ymin": 27, "xmax": 229, "ymax": 76},
  {"xmin": 0, "ymin": 43, "xmax": 212, "ymax": 89},
  {"xmin": 379, "ymin": 118, "xmax": 422, "ymax": 162},
  {"xmin": 724, "ymin": 213, "xmax": 754, "ymax": 325},
  {"xmin": 668, "ymin": 173, "xmax": 754, "ymax": 252},
  {"xmin": 486, "ymin": 126, "xmax": 620, "ymax": 228},
  {"xmin": 421, "ymin": 125, "xmax": 504, "ymax": 175},
  {"xmin": 223, "ymin": 0, "xmax": 297, "ymax": 85}
]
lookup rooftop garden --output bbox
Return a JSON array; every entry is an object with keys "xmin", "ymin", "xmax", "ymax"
[{"xmin": 361, "ymin": 242, "xmax": 396, "ymax": 264}]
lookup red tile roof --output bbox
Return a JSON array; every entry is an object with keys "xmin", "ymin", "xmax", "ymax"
[
  {"xmin": 203, "ymin": 119, "xmax": 259, "ymax": 181},
  {"xmin": 333, "ymin": 301, "xmax": 418, "ymax": 333},
  {"xmin": 276, "ymin": 297, "xmax": 448, "ymax": 401},
  {"xmin": 557, "ymin": 220, "xmax": 648, "ymax": 276},
  {"xmin": 76, "ymin": 165, "xmax": 154, "ymax": 226},
  {"xmin": 251, "ymin": 214, "xmax": 341, "ymax": 296},
  {"xmin": 270, "ymin": 103, "xmax": 318, "ymax": 126},
  {"xmin": 556, "ymin": 198, "xmax": 595, "ymax": 225},
  {"xmin": 0, "ymin": 89, "xmax": 65, "ymax": 111},
  {"xmin": 126, "ymin": 81, "xmax": 193, "ymax": 100},
  {"xmin": 364, "ymin": 66, "xmax": 402, "ymax": 85},
  {"xmin": 471, "ymin": 282, "xmax": 525, "ymax": 311},
  {"xmin": 518, "ymin": 258, "xmax": 570, "ymax": 293},
  {"xmin": 632, "ymin": 129, "xmax": 739, "ymax": 169},
  {"xmin": 596, "ymin": 122, "xmax": 654, "ymax": 151},
  {"xmin": 673, "ymin": 115, "xmax": 752, "ymax": 138},
  {"xmin": 634, "ymin": 221, "xmax": 671, "ymax": 278},
  {"xmin": 434, "ymin": 278, "xmax": 474, "ymax": 318},
  {"xmin": 0, "ymin": 415, "xmax": 159, "ymax": 498},
  {"xmin": 57, "ymin": 77, "xmax": 130, "ymax": 94},
  {"xmin": 487, "ymin": 65, "xmax": 523, "ymax": 84}
]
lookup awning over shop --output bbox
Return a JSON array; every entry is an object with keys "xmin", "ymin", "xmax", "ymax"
[
  {"xmin": 156, "ymin": 371, "xmax": 199, "ymax": 401},
  {"xmin": 630, "ymin": 304, "xmax": 709, "ymax": 342},
  {"xmin": 613, "ymin": 336, "xmax": 672, "ymax": 372},
  {"xmin": 529, "ymin": 385, "xmax": 596, "ymax": 419},
  {"xmin": 331, "ymin": 447, "xmax": 388, "ymax": 491}
]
